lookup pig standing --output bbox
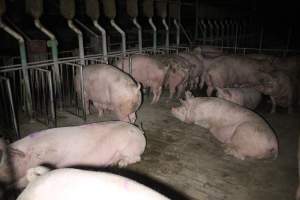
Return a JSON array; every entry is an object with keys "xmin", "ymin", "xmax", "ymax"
[
  {"xmin": 17, "ymin": 166, "xmax": 170, "ymax": 200},
  {"xmin": 0, "ymin": 121, "xmax": 146, "ymax": 188},
  {"xmin": 178, "ymin": 52, "xmax": 204, "ymax": 89},
  {"xmin": 216, "ymin": 87, "xmax": 261, "ymax": 110},
  {"xmin": 171, "ymin": 91, "xmax": 278, "ymax": 160},
  {"xmin": 157, "ymin": 55, "xmax": 191, "ymax": 100},
  {"xmin": 115, "ymin": 55, "xmax": 169, "ymax": 104},
  {"xmin": 254, "ymin": 71, "xmax": 294, "ymax": 113},
  {"xmin": 75, "ymin": 64, "xmax": 142, "ymax": 123},
  {"xmin": 203, "ymin": 55, "xmax": 274, "ymax": 96}
]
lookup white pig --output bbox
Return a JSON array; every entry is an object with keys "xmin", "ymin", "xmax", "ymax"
[
  {"xmin": 216, "ymin": 87, "xmax": 261, "ymax": 110},
  {"xmin": 75, "ymin": 64, "xmax": 142, "ymax": 123},
  {"xmin": 0, "ymin": 121, "xmax": 146, "ymax": 188},
  {"xmin": 17, "ymin": 166, "xmax": 170, "ymax": 200},
  {"xmin": 171, "ymin": 91, "xmax": 278, "ymax": 160}
]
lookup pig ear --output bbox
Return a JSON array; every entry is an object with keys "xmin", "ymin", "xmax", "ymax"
[{"xmin": 8, "ymin": 147, "xmax": 26, "ymax": 158}]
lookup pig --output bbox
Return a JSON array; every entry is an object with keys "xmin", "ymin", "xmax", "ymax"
[
  {"xmin": 171, "ymin": 91, "xmax": 278, "ymax": 160},
  {"xmin": 156, "ymin": 55, "xmax": 191, "ymax": 100},
  {"xmin": 115, "ymin": 55, "xmax": 169, "ymax": 104},
  {"xmin": 17, "ymin": 166, "xmax": 170, "ymax": 200},
  {"xmin": 254, "ymin": 71, "xmax": 294, "ymax": 114},
  {"xmin": 203, "ymin": 55, "xmax": 274, "ymax": 96},
  {"xmin": 75, "ymin": 64, "xmax": 142, "ymax": 123},
  {"xmin": 216, "ymin": 87, "xmax": 262, "ymax": 110},
  {"xmin": 178, "ymin": 52, "xmax": 204, "ymax": 89},
  {"xmin": 0, "ymin": 121, "xmax": 146, "ymax": 188},
  {"xmin": 296, "ymin": 136, "xmax": 300, "ymax": 200}
]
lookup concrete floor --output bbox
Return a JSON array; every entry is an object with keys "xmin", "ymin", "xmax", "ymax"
[{"xmin": 12, "ymin": 92, "xmax": 300, "ymax": 199}]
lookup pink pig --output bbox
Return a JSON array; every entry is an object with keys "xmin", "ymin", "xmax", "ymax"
[
  {"xmin": 17, "ymin": 167, "xmax": 170, "ymax": 200},
  {"xmin": 115, "ymin": 55, "xmax": 169, "ymax": 104},
  {"xmin": 216, "ymin": 87, "xmax": 261, "ymax": 110},
  {"xmin": 171, "ymin": 91, "xmax": 278, "ymax": 160},
  {"xmin": 0, "ymin": 121, "xmax": 146, "ymax": 188}
]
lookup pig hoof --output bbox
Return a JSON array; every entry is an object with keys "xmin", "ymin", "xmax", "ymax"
[
  {"xmin": 118, "ymin": 156, "xmax": 141, "ymax": 167},
  {"xmin": 224, "ymin": 147, "xmax": 245, "ymax": 160}
]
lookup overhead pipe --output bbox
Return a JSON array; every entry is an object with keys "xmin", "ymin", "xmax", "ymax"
[
  {"xmin": 133, "ymin": 18, "xmax": 142, "ymax": 53},
  {"xmin": 200, "ymin": 19, "xmax": 207, "ymax": 45},
  {"xmin": 148, "ymin": 18, "xmax": 157, "ymax": 53},
  {"xmin": 0, "ymin": 18, "xmax": 33, "ymax": 118},
  {"xmin": 67, "ymin": 20, "xmax": 84, "ymax": 66},
  {"xmin": 110, "ymin": 19, "xmax": 126, "ymax": 58},
  {"xmin": 162, "ymin": 18, "xmax": 169, "ymax": 49},
  {"xmin": 103, "ymin": 0, "xmax": 126, "ymax": 57},
  {"xmin": 127, "ymin": 0, "xmax": 142, "ymax": 53},
  {"xmin": 93, "ymin": 21, "xmax": 108, "ymax": 63},
  {"xmin": 34, "ymin": 19, "xmax": 61, "ymax": 103},
  {"xmin": 173, "ymin": 19, "xmax": 180, "ymax": 48}
]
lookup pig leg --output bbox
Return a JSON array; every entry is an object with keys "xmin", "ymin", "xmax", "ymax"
[
  {"xmin": 207, "ymin": 86, "xmax": 214, "ymax": 96},
  {"xmin": 168, "ymin": 86, "xmax": 176, "ymax": 100},
  {"xmin": 176, "ymin": 84, "xmax": 186, "ymax": 99},
  {"xmin": 270, "ymin": 96, "xmax": 276, "ymax": 114},
  {"xmin": 151, "ymin": 86, "xmax": 162, "ymax": 104},
  {"xmin": 118, "ymin": 155, "xmax": 141, "ymax": 167}
]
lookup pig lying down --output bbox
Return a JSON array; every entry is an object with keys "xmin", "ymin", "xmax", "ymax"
[
  {"xmin": 171, "ymin": 92, "xmax": 278, "ymax": 160},
  {"xmin": 75, "ymin": 64, "xmax": 141, "ymax": 123},
  {"xmin": 216, "ymin": 87, "xmax": 261, "ymax": 110},
  {"xmin": 0, "ymin": 121, "xmax": 146, "ymax": 188},
  {"xmin": 17, "ymin": 166, "xmax": 170, "ymax": 200}
]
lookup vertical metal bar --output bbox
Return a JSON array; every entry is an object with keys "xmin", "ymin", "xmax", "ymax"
[
  {"xmin": 93, "ymin": 20, "xmax": 108, "ymax": 63},
  {"xmin": 46, "ymin": 70, "xmax": 56, "ymax": 126},
  {"xmin": 129, "ymin": 55, "xmax": 132, "ymax": 75},
  {"xmin": 201, "ymin": 19, "xmax": 207, "ymax": 45},
  {"xmin": 110, "ymin": 19, "xmax": 126, "ymax": 58},
  {"xmin": 259, "ymin": 26, "xmax": 264, "ymax": 53},
  {"xmin": 174, "ymin": 19, "xmax": 180, "ymax": 53},
  {"xmin": 68, "ymin": 20, "xmax": 85, "ymax": 66},
  {"xmin": 194, "ymin": 0, "xmax": 199, "ymax": 41},
  {"xmin": 149, "ymin": 18, "xmax": 157, "ymax": 54},
  {"xmin": 2, "ymin": 77, "xmax": 20, "ymax": 139},
  {"xmin": 285, "ymin": 27, "xmax": 292, "ymax": 56},
  {"xmin": 162, "ymin": 18, "xmax": 169, "ymax": 51},
  {"xmin": 133, "ymin": 18, "xmax": 142, "ymax": 53},
  {"xmin": 79, "ymin": 66, "xmax": 86, "ymax": 121},
  {"xmin": 234, "ymin": 21, "xmax": 238, "ymax": 54}
]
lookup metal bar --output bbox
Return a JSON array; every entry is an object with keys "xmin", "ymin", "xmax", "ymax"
[
  {"xmin": 0, "ymin": 76, "xmax": 20, "ymax": 139},
  {"xmin": 174, "ymin": 19, "xmax": 180, "ymax": 50},
  {"xmin": 93, "ymin": 20, "xmax": 108, "ymax": 63},
  {"xmin": 148, "ymin": 18, "xmax": 157, "ymax": 53},
  {"xmin": 79, "ymin": 66, "xmax": 86, "ymax": 121},
  {"xmin": 162, "ymin": 18, "xmax": 169, "ymax": 50},
  {"xmin": 34, "ymin": 19, "xmax": 62, "ymax": 109},
  {"xmin": 133, "ymin": 18, "xmax": 142, "ymax": 53},
  {"xmin": 67, "ymin": 20, "xmax": 85, "ymax": 66},
  {"xmin": 110, "ymin": 19, "xmax": 126, "ymax": 58},
  {"xmin": 0, "ymin": 17, "xmax": 33, "ymax": 118},
  {"xmin": 46, "ymin": 70, "xmax": 56, "ymax": 126}
]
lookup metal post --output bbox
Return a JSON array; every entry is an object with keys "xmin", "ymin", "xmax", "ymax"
[
  {"xmin": 110, "ymin": 19, "xmax": 126, "ymax": 58},
  {"xmin": 34, "ymin": 19, "xmax": 62, "ymax": 108},
  {"xmin": 162, "ymin": 18, "xmax": 169, "ymax": 51},
  {"xmin": 285, "ymin": 27, "xmax": 292, "ymax": 56},
  {"xmin": 201, "ymin": 19, "xmax": 207, "ymax": 45},
  {"xmin": 93, "ymin": 20, "xmax": 108, "ymax": 63},
  {"xmin": 0, "ymin": 76, "xmax": 20, "ymax": 139},
  {"xmin": 148, "ymin": 17, "xmax": 157, "ymax": 53},
  {"xmin": 68, "ymin": 20, "xmax": 85, "ymax": 66},
  {"xmin": 174, "ymin": 19, "xmax": 180, "ymax": 50},
  {"xmin": 133, "ymin": 17, "xmax": 142, "ymax": 53},
  {"xmin": 259, "ymin": 26, "xmax": 264, "ymax": 53},
  {"xmin": 220, "ymin": 20, "xmax": 225, "ymax": 49},
  {"xmin": 0, "ymin": 18, "xmax": 33, "ymax": 118}
]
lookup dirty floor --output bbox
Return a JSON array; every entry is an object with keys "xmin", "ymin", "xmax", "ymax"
[{"xmin": 14, "ymin": 92, "xmax": 300, "ymax": 200}]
